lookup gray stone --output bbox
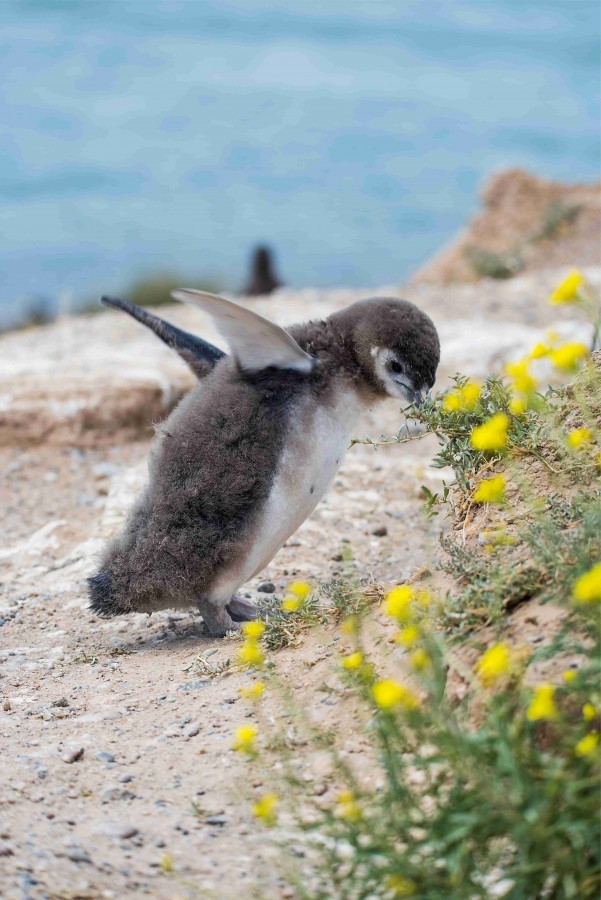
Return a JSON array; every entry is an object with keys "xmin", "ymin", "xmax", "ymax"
[
  {"xmin": 257, "ymin": 581, "xmax": 275, "ymax": 593},
  {"xmin": 205, "ymin": 815, "xmax": 227, "ymax": 826},
  {"xmin": 96, "ymin": 751, "xmax": 116, "ymax": 764},
  {"xmin": 61, "ymin": 746, "xmax": 84, "ymax": 764},
  {"xmin": 183, "ymin": 721, "xmax": 201, "ymax": 738}
]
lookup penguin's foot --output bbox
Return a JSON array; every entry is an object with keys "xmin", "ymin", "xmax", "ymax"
[
  {"xmin": 198, "ymin": 600, "xmax": 238, "ymax": 638},
  {"xmin": 226, "ymin": 595, "xmax": 259, "ymax": 623}
]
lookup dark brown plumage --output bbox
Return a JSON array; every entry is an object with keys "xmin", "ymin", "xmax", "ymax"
[{"xmin": 89, "ymin": 293, "xmax": 439, "ymax": 636}]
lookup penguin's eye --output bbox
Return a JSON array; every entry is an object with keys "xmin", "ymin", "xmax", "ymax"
[{"xmin": 389, "ymin": 360, "xmax": 404, "ymax": 375}]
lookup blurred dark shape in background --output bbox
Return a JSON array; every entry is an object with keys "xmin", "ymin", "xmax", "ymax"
[
  {"xmin": 242, "ymin": 245, "xmax": 283, "ymax": 296},
  {"xmin": 22, "ymin": 295, "xmax": 57, "ymax": 328}
]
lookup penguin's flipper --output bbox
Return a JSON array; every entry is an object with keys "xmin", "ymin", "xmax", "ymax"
[
  {"xmin": 101, "ymin": 296, "xmax": 227, "ymax": 379},
  {"xmin": 171, "ymin": 289, "xmax": 314, "ymax": 374}
]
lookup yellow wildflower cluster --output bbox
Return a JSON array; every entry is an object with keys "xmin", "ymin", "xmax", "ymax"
[
  {"xmin": 372, "ymin": 679, "xmax": 420, "ymax": 711},
  {"xmin": 472, "ymin": 474, "xmax": 506, "ymax": 505},
  {"xmin": 582, "ymin": 703, "xmax": 597, "ymax": 722},
  {"xmin": 527, "ymin": 684, "xmax": 558, "ymax": 722},
  {"xmin": 384, "ymin": 585, "xmax": 415, "ymax": 622},
  {"xmin": 342, "ymin": 651, "xmax": 364, "ymax": 671},
  {"xmin": 549, "ymin": 269, "xmax": 584, "ymax": 305},
  {"xmin": 237, "ymin": 620, "xmax": 266, "ymax": 667},
  {"xmin": 505, "ymin": 360, "xmax": 537, "ymax": 396},
  {"xmin": 395, "ymin": 624, "xmax": 420, "ymax": 648},
  {"xmin": 281, "ymin": 580, "xmax": 311, "ymax": 612},
  {"xmin": 572, "ymin": 563, "xmax": 601, "ymax": 604},
  {"xmin": 252, "ymin": 793, "xmax": 278, "ymax": 826},
  {"xmin": 239, "ymin": 681, "xmax": 265, "ymax": 701},
  {"xmin": 233, "ymin": 723, "xmax": 259, "ymax": 756},
  {"xmin": 442, "ymin": 381, "xmax": 481, "ymax": 413},
  {"xmin": 336, "ymin": 790, "xmax": 362, "ymax": 822},
  {"xmin": 383, "ymin": 585, "xmax": 432, "ymax": 625},
  {"xmin": 549, "ymin": 341, "xmax": 589, "ymax": 373},
  {"xmin": 409, "ymin": 648, "xmax": 430, "ymax": 671},
  {"xmin": 385, "ymin": 874, "xmax": 417, "ymax": 897},
  {"xmin": 470, "ymin": 412, "xmax": 509, "ymax": 452},
  {"xmin": 567, "ymin": 428, "xmax": 592, "ymax": 448},
  {"xmin": 476, "ymin": 643, "xmax": 511, "ymax": 687},
  {"xmin": 575, "ymin": 732, "xmax": 599, "ymax": 759}
]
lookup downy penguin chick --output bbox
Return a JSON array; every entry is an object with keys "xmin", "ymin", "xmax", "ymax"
[{"xmin": 89, "ymin": 291, "xmax": 440, "ymax": 636}]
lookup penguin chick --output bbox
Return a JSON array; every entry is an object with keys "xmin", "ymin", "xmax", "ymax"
[{"xmin": 89, "ymin": 291, "xmax": 439, "ymax": 637}]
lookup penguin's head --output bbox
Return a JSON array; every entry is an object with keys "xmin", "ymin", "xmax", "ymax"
[{"xmin": 335, "ymin": 297, "xmax": 440, "ymax": 405}]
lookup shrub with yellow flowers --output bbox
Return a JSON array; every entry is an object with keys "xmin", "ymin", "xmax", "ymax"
[
  {"xmin": 251, "ymin": 561, "xmax": 600, "ymax": 899},
  {"xmin": 231, "ymin": 273, "xmax": 600, "ymax": 899}
]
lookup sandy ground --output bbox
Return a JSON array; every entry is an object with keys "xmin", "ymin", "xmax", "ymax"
[{"xmin": 0, "ymin": 267, "xmax": 599, "ymax": 899}]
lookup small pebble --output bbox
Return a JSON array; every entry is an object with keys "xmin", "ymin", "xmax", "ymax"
[
  {"xmin": 0, "ymin": 841, "xmax": 14, "ymax": 857},
  {"xmin": 96, "ymin": 751, "xmax": 116, "ymax": 764},
  {"xmin": 372, "ymin": 525, "xmax": 388, "ymax": 537},
  {"xmin": 61, "ymin": 747, "xmax": 84, "ymax": 764},
  {"xmin": 51, "ymin": 697, "xmax": 69, "ymax": 708},
  {"xmin": 205, "ymin": 815, "xmax": 227, "ymax": 826},
  {"xmin": 65, "ymin": 845, "xmax": 92, "ymax": 864},
  {"xmin": 257, "ymin": 581, "xmax": 275, "ymax": 593},
  {"xmin": 183, "ymin": 721, "xmax": 201, "ymax": 738},
  {"xmin": 118, "ymin": 773, "xmax": 133, "ymax": 783}
]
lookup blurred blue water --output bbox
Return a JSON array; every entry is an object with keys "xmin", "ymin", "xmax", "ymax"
[{"xmin": 1, "ymin": 0, "xmax": 599, "ymax": 325}]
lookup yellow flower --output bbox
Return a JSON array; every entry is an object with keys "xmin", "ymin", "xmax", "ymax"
[
  {"xmin": 472, "ymin": 474, "xmax": 506, "ymax": 505},
  {"xmin": 415, "ymin": 589, "xmax": 433, "ymax": 608},
  {"xmin": 568, "ymin": 428, "xmax": 592, "ymax": 448},
  {"xmin": 562, "ymin": 669, "xmax": 577, "ymax": 683},
  {"xmin": 342, "ymin": 651, "xmax": 363, "ymax": 671},
  {"xmin": 410, "ymin": 648, "xmax": 430, "ymax": 671},
  {"xmin": 572, "ymin": 563, "xmax": 601, "ymax": 604},
  {"xmin": 442, "ymin": 392, "xmax": 461, "ymax": 413},
  {"xmin": 159, "ymin": 852, "xmax": 174, "ymax": 873},
  {"xmin": 336, "ymin": 790, "xmax": 362, "ymax": 821},
  {"xmin": 471, "ymin": 413, "xmax": 509, "ymax": 452},
  {"xmin": 233, "ymin": 724, "xmax": 259, "ymax": 755},
  {"xmin": 395, "ymin": 625, "xmax": 420, "ymax": 648},
  {"xmin": 239, "ymin": 682, "xmax": 265, "ymax": 701},
  {"xmin": 242, "ymin": 621, "xmax": 265, "ymax": 640},
  {"xmin": 509, "ymin": 396, "xmax": 527, "ymax": 415},
  {"xmin": 282, "ymin": 597, "xmax": 300, "ymax": 612},
  {"xmin": 341, "ymin": 614, "xmax": 358, "ymax": 636},
  {"xmin": 574, "ymin": 732, "xmax": 599, "ymax": 759},
  {"xmin": 549, "ymin": 269, "xmax": 584, "ymax": 304},
  {"xmin": 372, "ymin": 679, "xmax": 420, "ymax": 711},
  {"xmin": 476, "ymin": 643, "xmax": 511, "ymax": 687},
  {"xmin": 550, "ymin": 342, "xmax": 588, "ymax": 373},
  {"xmin": 443, "ymin": 381, "xmax": 481, "ymax": 413},
  {"xmin": 505, "ymin": 360, "xmax": 536, "ymax": 395},
  {"xmin": 527, "ymin": 684, "xmax": 558, "ymax": 722},
  {"xmin": 287, "ymin": 581, "xmax": 311, "ymax": 601},
  {"xmin": 385, "ymin": 874, "xmax": 417, "ymax": 896},
  {"xmin": 384, "ymin": 586, "xmax": 414, "ymax": 622},
  {"xmin": 583, "ymin": 703, "xmax": 597, "ymax": 721},
  {"xmin": 529, "ymin": 342, "xmax": 550, "ymax": 359},
  {"xmin": 237, "ymin": 641, "xmax": 266, "ymax": 668},
  {"xmin": 252, "ymin": 793, "xmax": 278, "ymax": 826}
]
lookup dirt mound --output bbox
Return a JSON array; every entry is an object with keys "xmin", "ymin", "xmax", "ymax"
[{"xmin": 413, "ymin": 168, "xmax": 601, "ymax": 284}]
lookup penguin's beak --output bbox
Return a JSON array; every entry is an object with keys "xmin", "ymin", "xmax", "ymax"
[{"xmin": 413, "ymin": 387, "xmax": 428, "ymax": 407}]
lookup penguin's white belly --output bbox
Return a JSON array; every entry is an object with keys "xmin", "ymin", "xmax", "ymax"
[{"xmin": 210, "ymin": 387, "xmax": 368, "ymax": 600}]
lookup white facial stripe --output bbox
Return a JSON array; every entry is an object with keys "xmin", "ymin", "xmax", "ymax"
[{"xmin": 373, "ymin": 348, "xmax": 415, "ymax": 401}]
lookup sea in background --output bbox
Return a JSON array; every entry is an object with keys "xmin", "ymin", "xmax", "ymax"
[{"xmin": 1, "ymin": 0, "xmax": 599, "ymax": 327}]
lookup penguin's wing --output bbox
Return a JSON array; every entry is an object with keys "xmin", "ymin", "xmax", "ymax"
[
  {"xmin": 101, "ymin": 296, "xmax": 226, "ymax": 379},
  {"xmin": 172, "ymin": 289, "xmax": 314, "ymax": 374}
]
